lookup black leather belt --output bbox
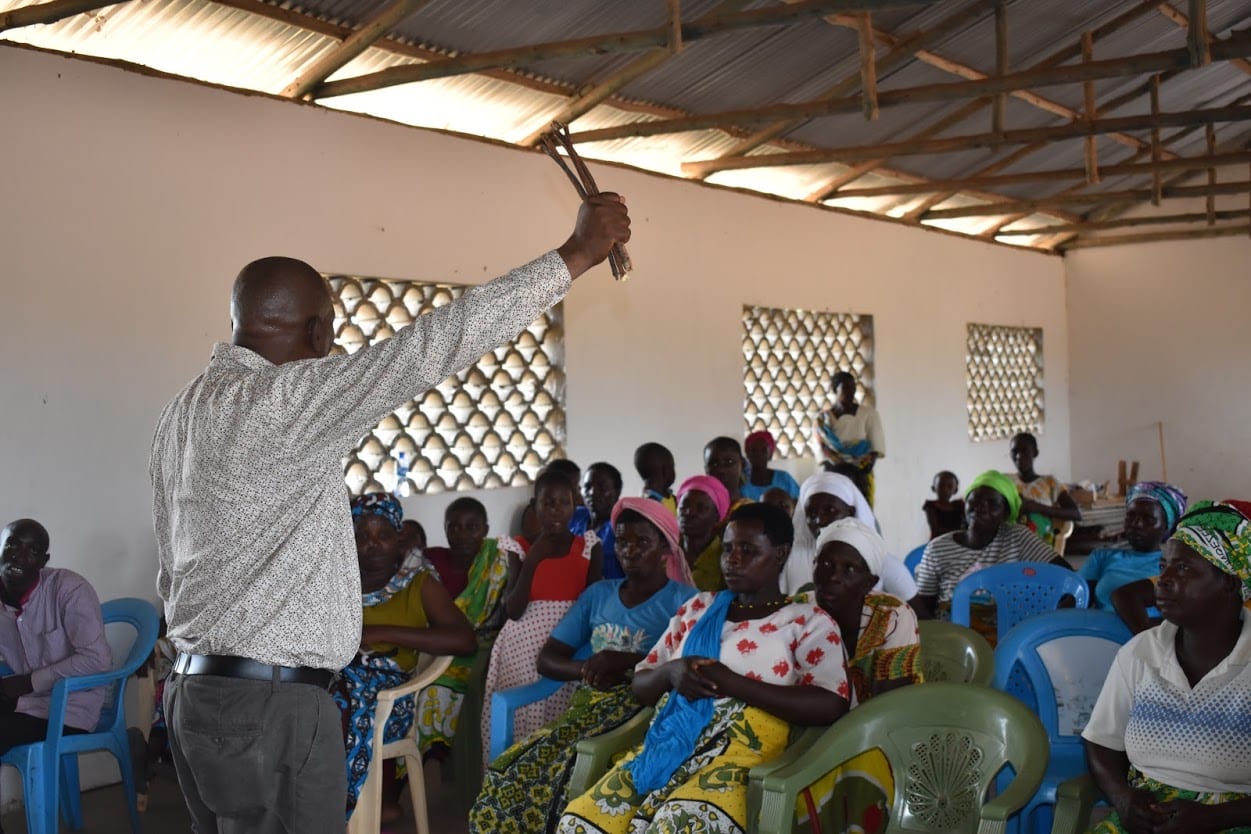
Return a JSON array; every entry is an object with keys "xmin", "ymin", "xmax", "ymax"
[{"xmin": 173, "ymin": 653, "xmax": 334, "ymax": 689}]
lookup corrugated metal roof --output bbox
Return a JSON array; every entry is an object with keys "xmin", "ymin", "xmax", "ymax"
[{"xmin": 4, "ymin": 0, "xmax": 1249, "ymax": 250}]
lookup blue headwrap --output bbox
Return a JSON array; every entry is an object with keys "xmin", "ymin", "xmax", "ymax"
[
  {"xmin": 626, "ymin": 591, "xmax": 734, "ymax": 794},
  {"xmin": 1126, "ymin": 481, "xmax": 1188, "ymax": 533},
  {"xmin": 350, "ymin": 492, "xmax": 403, "ymax": 531}
]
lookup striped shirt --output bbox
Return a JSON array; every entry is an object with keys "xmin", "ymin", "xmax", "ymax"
[{"xmin": 915, "ymin": 523, "xmax": 1057, "ymax": 603}]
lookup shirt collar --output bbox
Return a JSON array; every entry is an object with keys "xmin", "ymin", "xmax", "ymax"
[{"xmin": 211, "ymin": 342, "xmax": 276, "ymax": 371}]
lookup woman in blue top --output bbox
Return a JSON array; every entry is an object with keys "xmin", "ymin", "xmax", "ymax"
[
  {"xmin": 742, "ymin": 430, "xmax": 801, "ymax": 502},
  {"xmin": 469, "ymin": 498, "xmax": 694, "ymax": 834},
  {"xmin": 1080, "ymin": 482, "xmax": 1187, "ymax": 609}
]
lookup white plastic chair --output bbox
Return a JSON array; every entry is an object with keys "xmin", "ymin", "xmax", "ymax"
[{"xmin": 347, "ymin": 653, "xmax": 454, "ymax": 834}]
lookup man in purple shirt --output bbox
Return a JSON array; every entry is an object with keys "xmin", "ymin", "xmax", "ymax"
[{"xmin": 0, "ymin": 519, "xmax": 112, "ymax": 751}]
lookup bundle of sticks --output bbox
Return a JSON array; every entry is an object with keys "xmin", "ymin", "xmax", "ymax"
[{"xmin": 537, "ymin": 121, "xmax": 633, "ymax": 280}]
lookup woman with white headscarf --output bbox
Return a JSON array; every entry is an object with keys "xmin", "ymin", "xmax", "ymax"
[{"xmin": 782, "ymin": 472, "xmax": 917, "ymax": 603}]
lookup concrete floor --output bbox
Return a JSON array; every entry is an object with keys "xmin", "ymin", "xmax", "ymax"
[{"xmin": 0, "ymin": 762, "xmax": 471, "ymax": 834}]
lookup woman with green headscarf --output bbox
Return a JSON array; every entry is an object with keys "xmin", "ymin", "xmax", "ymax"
[
  {"xmin": 912, "ymin": 470, "xmax": 1071, "ymax": 625},
  {"xmin": 1083, "ymin": 500, "xmax": 1251, "ymax": 834}
]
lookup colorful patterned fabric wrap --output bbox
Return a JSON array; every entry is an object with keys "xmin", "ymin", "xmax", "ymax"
[
  {"xmin": 1087, "ymin": 768, "xmax": 1251, "ymax": 834},
  {"xmin": 332, "ymin": 653, "xmax": 415, "ymax": 820},
  {"xmin": 1126, "ymin": 481, "xmax": 1189, "ymax": 533},
  {"xmin": 1172, "ymin": 501, "xmax": 1251, "ymax": 601}
]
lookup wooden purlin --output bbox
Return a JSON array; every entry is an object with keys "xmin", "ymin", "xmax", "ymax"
[
  {"xmin": 996, "ymin": 208, "xmax": 1251, "ymax": 237},
  {"xmin": 0, "ymin": 0, "xmax": 123, "ymax": 30},
  {"xmin": 921, "ymin": 180, "xmax": 1251, "ymax": 221},
  {"xmin": 1060, "ymin": 224, "xmax": 1250, "ymax": 250}
]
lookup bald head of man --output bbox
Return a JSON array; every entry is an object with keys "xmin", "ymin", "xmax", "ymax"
[{"xmin": 230, "ymin": 256, "xmax": 336, "ymax": 365}]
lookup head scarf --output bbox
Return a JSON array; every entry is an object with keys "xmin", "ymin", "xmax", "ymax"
[
  {"xmin": 611, "ymin": 497, "xmax": 694, "ymax": 586},
  {"xmin": 677, "ymin": 475, "xmax": 731, "ymax": 522},
  {"xmin": 791, "ymin": 471, "xmax": 878, "ymax": 561},
  {"xmin": 744, "ymin": 430, "xmax": 776, "ymax": 454},
  {"xmin": 1126, "ymin": 481, "xmax": 1188, "ymax": 532},
  {"xmin": 966, "ymin": 470, "xmax": 1021, "ymax": 524},
  {"xmin": 814, "ymin": 517, "xmax": 888, "ymax": 578},
  {"xmin": 350, "ymin": 492, "xmax": 403, "ymax": 531},
  {"xmin": 1171, "ymin": 500, "xmax": 1251, "ymax": 601}
]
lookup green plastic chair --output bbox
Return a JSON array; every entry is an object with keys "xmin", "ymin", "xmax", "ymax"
[
  {"xmin": 1049, "ymin": 774, "xmax": 1099, "ymax": 834},
  {"xmin": 919, "ymin": 620, "xmax": 996, "ymax": 685},
  {"xmin": 756, "ymin": 683, "xmax": 1050, "ymax": 834}
]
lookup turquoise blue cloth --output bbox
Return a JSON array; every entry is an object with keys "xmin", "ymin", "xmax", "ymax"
[
  {"xmin": 742, "ymin": 469, "xmax": 801, "ymax": 502},
  {"xmin": 1078, "ymin": 547, "xmax": 1162, "ymax": 609},
  {"xmin": 625, "ymin": 590, "xmax": 734, "ymax": 793},
  {"xmin": 550, "ymin": 579, "xmax": 695, "ymax": 653}
]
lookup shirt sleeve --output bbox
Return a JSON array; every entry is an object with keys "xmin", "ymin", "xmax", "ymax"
[
  {"xmin": 28, "ymin": 577, "xmax": 112, "ymax": 695},
  {"xmin": 270, "ymin": 251, "xmax": 572, "ymax": 454},
  {"xmin": 878, "ymin": 557, "xmax": 918, "ymax": 600},
  {"xmin": 865, "ymin": 405, "xmax": 886, "ymax": 456},
  {"xmin": 636, "ymin": 595, "xmax": 705, "ymax": 671},
  {"xmin": 915, "ymin": 540, "xmax": 942, "ymax": 596},
  {"xmin": 776, "ymin": 471, "xmax": 801, "ymax": 500},
  {"xmin": 1079, "ymin": 549, "xmax": 1110, "ymax": 581},
  {"xmin": 549, "ymin": 584, "xmax": 600, "ymax": 648},
  {"xmin": 793, "ymin": 606, "xmax": 850, "ymax": 700},
  {"xmin": 1081, "ymin": 643, "xmax": 1137, "ymax": 751}
]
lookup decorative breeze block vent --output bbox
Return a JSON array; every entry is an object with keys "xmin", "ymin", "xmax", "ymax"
[
  {"xmin": 328, "ymin": 274, "xmax": 566, "ymax": 496},
  {"xmin": 742, "ymin": 306, "xmax": 875, "ymax": 459},
  {"xmin": 966, "ymin": 323, "xmax": 1044, "ymax": 442}
]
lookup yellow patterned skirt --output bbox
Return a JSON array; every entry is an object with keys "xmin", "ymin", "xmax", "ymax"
[{"xmin": 558, "ymin": 700, "xmax": 789, "ymax": 834}]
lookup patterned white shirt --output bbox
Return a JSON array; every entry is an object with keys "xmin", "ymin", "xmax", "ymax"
[
  {"xmin": 1083, "ymin": 613, "xmax": 1251, "ymax": 793},
  {"xmin": 150, "ymin": 251, "xmax": 571, "ymax": 670}
]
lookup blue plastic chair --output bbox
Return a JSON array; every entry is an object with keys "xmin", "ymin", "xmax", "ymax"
[
  {"xmin": 0, "ymin": 597, "xmax": 159, "ymax": 834},
  {"xmin": 991, "ymin": 609, "xmax": 1132, "ymax": 834},
  {"xmin": 904, "ymin": 544, "xmax": 926, "ymax": 577},
  {"xmin": 950, "ymin": 562, "xmax": 1089, "ymax": 645},
  {"xmin": 488, "ymin": 642, "xmax": 590, "ymax": 762}
]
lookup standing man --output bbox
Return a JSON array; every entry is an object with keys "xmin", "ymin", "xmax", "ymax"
[
  {"xmin": 0, "ymin": 520, "xmax": 111, "ymax": 753},
  {"xmin": 150, "ymin": 195, "xmax": 630, "ymax": 832}
]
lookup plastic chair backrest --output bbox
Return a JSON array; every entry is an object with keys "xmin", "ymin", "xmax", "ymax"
[
  {"xmin": 917, "ymin": 620, "xmax": 994, "ymax": 686},
  {"xmin": 951, "ymin": 562, "xmax": 1089, "ymax": 645},
  {"xmin": 904, "ymin": 544, "xmax": 926, "ymax": 577},
  {"xmin": 96, "ymin": 598, "xmax": 161, "ymax": 732},
  {"xmin": 757, "ymin": 682, "xmax": 1049, "ymax": 834}
]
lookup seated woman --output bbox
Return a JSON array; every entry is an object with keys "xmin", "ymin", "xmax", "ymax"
[
  {"xmin": 481, "ymin": 470, "xmax": 603, "ymax": 763},
  {"xmin": 1083, "ymin": 500, "xmax": 1251, "ymax": 834},
  {"xmin": 676, "ymin": 475, "xmax": 732, "ymax": 592},
  {"xmin": 742, "ymin": 430, "xmax": 801, "ymax": 502},
  {"xmin": 781, "ymin": 471, "xmax": 916, "ymax": 604},
  {"xmin": 558, "ymin": 502, "xmax": 850, "ymax": 834},
  {"xmin": 334, "ymin": 493, "xmax": 476, "ymax": 822},
  {"xmin": 415, "ymin": 497, "xmax": 523, "ymax": 756},
  {"xmin": 913, "ymin": 470, "xmax": 1070, "ymax": 628},
  {"xmin": 468, "ymin": 498, "xmax": 695, "ymax": 834},
  {"xmin": 1009, "ymin": 432, "xmax": 1082, "ymax": 548},
  {"xmin": 704, "ymin": 436, "xmax": 755, "ymax": 516},
  {"xmin": 1079, "ymin": 481, "xmax": 1187, "ymax": 610},
  {"xmin": 798, "ymin": 518, "xmax": 923, "ymax": 833}
]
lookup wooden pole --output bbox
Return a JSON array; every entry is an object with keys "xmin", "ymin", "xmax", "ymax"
[
  {"xmin": 581, "ymin": 37, "xmax": 1251, "ymax": 145},
  {"xmin": 682, "ymin": 103, "xmax": 1251, "ymax": 175},
  {"xmin": 1206, "ymin": 124, "xmax": 1217, "ymax": 224},
  {"xmin": 858, "ymin": 12, "xmax": 879, "ymax": 120},
  {"xmin": 280, "ymin": 0, "xmax": 433, "ymax": 99},
  {"xmin": 993, "ymin": 0, "xmax": 1007, "ymax": 135},
  {"xmin": 312, "ymin": 0, "xmax": 942, "ymax": 98},
  {"xmin": 0, "ymin": 0, "xmax": 122, "ymax": 30},
  {"xmin": 1157, "ymin": 421, "xmax": 1168, "ymax": 482},
  {"xmin": 995, "ymin": 208, "xmax": 1251, "ymax": 236},
  {"xmin": 924, "ymin": 181, "xmax": 1251, "ymax": 222},
  {"xmin": 1060, "ymin": 224, "xmax": 1251, "ymax": 250},
  {"xmin": 1151, "ymin": 75, "xmax": 1163, "ymax": 205},
  {"xmin": 667, "ymin": 0, "xmax": 683, "ymax": 52},
  {"xmin": 1188, "ymin": 0, "xmax": 1211, "ymax": 66},
  {"xmin": 828, "ymin": 150, "xmax": 1251, "ymax": 197},
  {"xmin": 1083, "ymin": 32, "xmax": 1100, "ymax": 184}
]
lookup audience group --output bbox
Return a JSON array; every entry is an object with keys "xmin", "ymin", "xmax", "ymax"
[{"xmin": 4, "ymin": 370, "xmax": 1249, "ymax": 834}]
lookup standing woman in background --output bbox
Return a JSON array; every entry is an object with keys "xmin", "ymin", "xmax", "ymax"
[{"xmin": 814, "ymin": 371, "xmax": 886, "ymax": 506}]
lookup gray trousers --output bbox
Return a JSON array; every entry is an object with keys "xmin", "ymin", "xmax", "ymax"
[{"xmin": 164, "ymin": 672, "xmax": 346, "ymax": 834}]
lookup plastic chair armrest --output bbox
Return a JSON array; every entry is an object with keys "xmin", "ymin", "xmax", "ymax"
[
  {"xmin": 375, "ymin": 656, "xmax": 454, "ymax": 706},
  {"xmin": 0, "ymin": 662, "xmax": 12, "ymax": 676},
  {"xmin": 52, "ymin": 671, "xmax": 126, "ymax": 695},
  {"xmin": 567, "ymin": 708, "xmax": 652, "ymax": 798},
  {"xmin": 488, "ymin": 676, "xmax": 565, "ymax": 761},
  {"xmin": 1050, "ymin": 774, "xmax": 1099, "ymax": 834}
]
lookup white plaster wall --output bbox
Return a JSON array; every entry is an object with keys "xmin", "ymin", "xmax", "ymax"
[{"xmin": 1066, "ymin": 233, "xmax": 1251, "ymax": 501}]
